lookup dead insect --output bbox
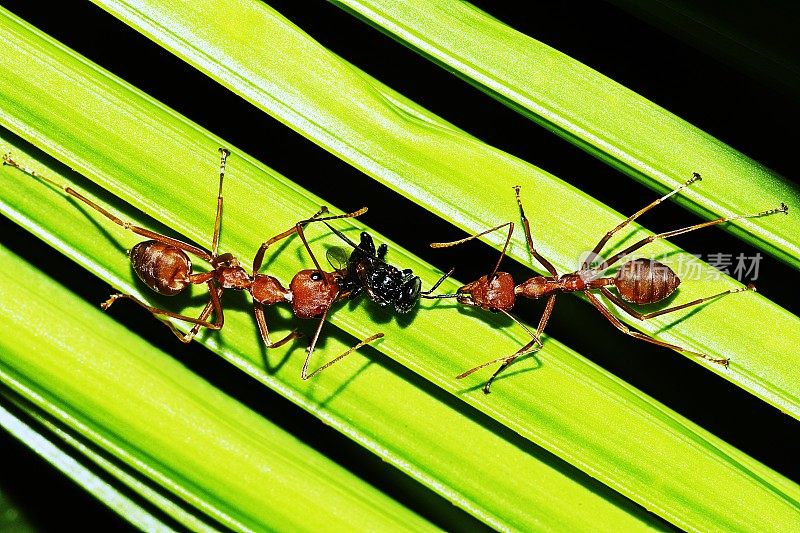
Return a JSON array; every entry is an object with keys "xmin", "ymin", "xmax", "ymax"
[
  {"xmin": 324, "ymin": 227, "xmax": 451, "ymax": 314},
  {"xmin": 425, "ymin": 175, "xmax": 787, "ymax": 393}
]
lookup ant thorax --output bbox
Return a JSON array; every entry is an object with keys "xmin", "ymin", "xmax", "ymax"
[
  {"xmin": 211, "ymin": 253, "xmax": 251, "ymax": 290},
  {"xmin": 216, "ymin": 264, "xmax": 252, "ymax": 290},
  {"xmin": 515, "ymin": 275, "xmax": 558, "ymax": 299}
]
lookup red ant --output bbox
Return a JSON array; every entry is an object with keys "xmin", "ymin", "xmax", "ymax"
[
  {"xmin": 424, "ymin": 175, "xmax": 788, "ymax": 394},
  {"xmin": 3, "ymin": 149, "xmax": 381, "ymax": 379}
]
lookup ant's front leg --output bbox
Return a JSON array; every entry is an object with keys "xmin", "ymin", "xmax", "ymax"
[{"xmin": 253, "ymin": 301, "xmax": 301, "ymax": 349}]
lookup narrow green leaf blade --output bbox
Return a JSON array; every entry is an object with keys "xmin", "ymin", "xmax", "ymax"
[
  {"xmin": 0, "ymin": 63, "xmax": 664, "ymax": 533},
  {"xmin": 2, "ymin": 7, "xmax": 799, "ymax": 531},
  {"xmin": 330, "ymin": 0, "xmax": 800, "ymax": 269},
  {"xmin": 0, "ymin": 398, "xmax": 185, "ymax": 533},
  {"xmin": 88, "ymin": 0, "xmax": 800, "ymax": 421},
  {"xmin": 0, "ymin": 242, "xmax": 436, "ymax": 532}
]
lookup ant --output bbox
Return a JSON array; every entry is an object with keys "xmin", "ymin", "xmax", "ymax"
[
  {"xmin": 424, "ymin": 174, "xmax": 788, "ymax": 394},
  {"xmin": 324, "ymin": 228, "xmax": 451, "ymax": 314},
  {"xmin": 4, "ymin": 149, "xmax": 381, "ymax": 379}
]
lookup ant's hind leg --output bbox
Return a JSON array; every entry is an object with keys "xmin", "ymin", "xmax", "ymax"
[
  {"xmin": 585, "ymin": 291, "xmax": 728, "ymax": 366},
  {"xmin": 582, "ymin": 174, "xmax": 702, "ymax": 270},
  {"xmin": 102, "ymin": 281, "xmax": 224, "ymax": 341},
  {"xmin": 598, "ymin": 285, "xmax": 754, "ymax": 321},
  {"xmin": 180, "ymin": 284, "xmax": 226, "ymax": 343},
  {"xmin": 598, "ymin": 203, "xmax": 788, "ymax": 271}
]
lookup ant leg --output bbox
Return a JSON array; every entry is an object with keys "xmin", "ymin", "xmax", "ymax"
[
  {"xmin": 514, "ymin": 186, "xmax": 558, "ymax": 277},
  {"xmin": 252, "ymin": 207, "xmax": 366, "ymax": 274},
  {"xmin": 582, "ymin": 174, "xmax": 702, "ymax": 270},
  {"xmin": 253, "ymin": 302, "xmax": 301, "ymax": 348},
  {"xmin": 456, "ymin": 338, "xmax": 538, "ymax": 378},
  {"xmin": 300, "ymin": 306, "xmax": 383, "ymax": 379},
  {"xmin": 252, "ymin": 206, "xmax": 329, "ymax": 273},
  {"xmin": 293, "ymin": 209, "xmax": 367, "ymax": 274},
  {"xmin": 584, "ymin": 291, "xmax": 729, "ymax": 366},
  {"xmin": 432, "ymin": 221, "xmax": 514, "ymax": 281},
  {"xmin": 3, "ymin": 153, "xmax": 213, "ymax": 262},
  {"xmin": 102, "ymin": 280, "xmax": 224, "ymax": 338},
  {"xmin": 599, "ymin": 204, "xmax": 788, "ymax": 270},
  {"xmin": 457, "ymin": 295, "xmax": 556, "ymax": 394},
  {"xmin": 211, "ymin": 148, "xmax": 230, "ymax": 257},
  {"xmin": 181, "ymin": 283, "xmax": 225, "ymax": 343},
  {"xmin": 598, "ymin": 285, "xmax": 754, "ymax": 321}
]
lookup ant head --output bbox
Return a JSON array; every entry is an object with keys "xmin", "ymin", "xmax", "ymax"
[
  {"xmin": 290, "ymin": 269, "xmax": 340, "ymax": 319},
  {"xmin": 393, "ymin": 276, "xmax": 422, "ymax": 314},
  {"xmin": 459, "ymin": 272, "xmax": 516, "ymax": 311}
]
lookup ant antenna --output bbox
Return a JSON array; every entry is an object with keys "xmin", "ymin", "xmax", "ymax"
[
  {"xmin": 421, "ymin": 292, "xmax": 460, "ymax": 300},
  {"xmin": 3, "ymin": 153, "xmax": 63, "ymax": 191},
  {"xmin": 211, "ymin": 148, "xmax": 230, "ymax": 256},
  {"xmin": 421, "ymin": 267, "xmax": 455, "ymax": 297}
]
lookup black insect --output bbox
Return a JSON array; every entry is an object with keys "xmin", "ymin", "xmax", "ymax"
[{"xmin": 325, "ymin": 228, "xmax": 450, "ymax": 314}]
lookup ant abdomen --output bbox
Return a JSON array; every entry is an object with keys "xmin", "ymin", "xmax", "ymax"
[
  {"xmin": 130, "ymin": 240, "xmax": 192, "ymax": 296},
  {"xmin": 614, "ymin": 258, "xmax": 680, "ymax": 304}
]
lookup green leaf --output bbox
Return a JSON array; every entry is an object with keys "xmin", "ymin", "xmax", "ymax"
[
  {"xmin": 0, "ymin": 131, "xmax": 668, "ymax": 533},
  {"xmin": 0, "ymin": 16, "xmax": 659, "ymax": 530},
  {"xmin": 328, "ymin": 0, "xmax": 800, "ymax": 269},
  {"xmin": 86, "ymin": 0, "xmax": 800, "ymax": 418},
  {"xmin": 0, "ymin": 396, "xmax": 188, "ymax": 532},
  {"xmin": 0, "ymin": 57, "xmax": 662, "ymax": 533},
  {"xmin": 87, "ymin": 0, "xmax": 800, "ymax": 427},
  {"xmin": 0, "ymin": 243, "xmax": 434, "ymax": 532},
  {"xmin": 2, "ymin": 5, "xmax": 799, "ymax": 531}
]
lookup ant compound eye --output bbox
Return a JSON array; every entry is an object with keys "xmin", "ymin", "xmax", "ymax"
[
  {"xmin": 310, "ymin": 271, "xmax": 323, "ymax": 281},
  {"xmin": 395, "ymin": 277, "xmax": 421, "ymax": 313}
]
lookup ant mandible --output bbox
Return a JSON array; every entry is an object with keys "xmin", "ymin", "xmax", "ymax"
[
  {"xmin": 424, "ymin": 174, "xmax": 788, "ymax": 394},
  {"xmin": 4, "ymin": 149, "xmax": 381, "ymax": 379}
]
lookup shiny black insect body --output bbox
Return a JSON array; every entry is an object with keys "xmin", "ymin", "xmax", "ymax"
[{"xmin": 328, "ymin": 232, "xmax": 423, "ymax": 314}]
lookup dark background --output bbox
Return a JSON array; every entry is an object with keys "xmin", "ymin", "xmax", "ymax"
[{"xmin": 1, "ymin": 1, "xmax": 798, "ymax": 530}]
